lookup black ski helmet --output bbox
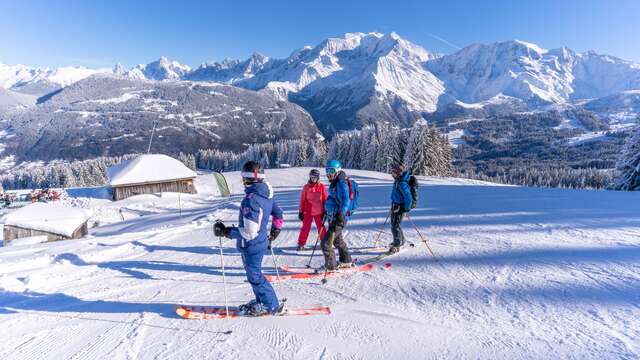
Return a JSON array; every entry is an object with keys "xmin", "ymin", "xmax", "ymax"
[
  {"xmin": 309, "ymin": 169, "xmax": 320, "ymax": 177},
  {"xmin": 391, "ymin": 162, "xmax": 405, "ymax": 177},
  {"xmin": 241, "ymin": 161, "xmax": 264, "ymax": 184}
]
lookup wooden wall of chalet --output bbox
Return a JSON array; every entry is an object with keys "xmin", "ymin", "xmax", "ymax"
[
  {"xmin": 3, "ymin": 222, "xmax": 88, "ymax": 245},
  {"xmin": 112, "ymin": 179, "xmax": 196, "ymax": 201}
]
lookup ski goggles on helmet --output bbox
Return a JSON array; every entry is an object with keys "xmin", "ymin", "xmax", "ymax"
[{"xmin": 325, "ymin": 167, "xmax": 338, "ymax": 175}]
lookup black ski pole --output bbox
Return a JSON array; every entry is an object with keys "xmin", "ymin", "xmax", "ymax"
[
  {"xmin": 214, "ymin": 222, "xmax": 230, "ymax": 319},
  {"xmin": 372, "ymin": 211, "xmax": 391, "ymax": 248}
]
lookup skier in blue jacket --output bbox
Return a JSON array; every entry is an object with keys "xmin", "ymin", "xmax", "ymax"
[
  {"xmin": 214, "ymin": 161, "xmax": 284, "ymax": 316},
  {"xmin": 389, "ymin": 163, "xmax": 414, "ymax": 254},
  {"xmin": 320, "ymin": 160, "xmax": 353, "ymax": 270}
]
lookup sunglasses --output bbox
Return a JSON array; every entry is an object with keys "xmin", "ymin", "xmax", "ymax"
[
  {"xmin": 325, "ymin": 168, "xmax": 337, "ymax": 175},
  {"xmin": 309, "ymin": 175, "xmax": 319, "ymax": 180}
]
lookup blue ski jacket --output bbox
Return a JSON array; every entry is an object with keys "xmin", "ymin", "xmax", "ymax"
[
  {"xmin": 391, "ymin": 170, "xmax": 413, "ymax": 212},
  {"xmin": 325, "ymin": 171, "xmax": 350, "ymax": 217},
  {"xmin": 229, "ymin": 181, "xmax": 284, "ymax": 251}
]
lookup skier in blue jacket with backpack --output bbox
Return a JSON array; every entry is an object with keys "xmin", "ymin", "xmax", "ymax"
[
  {"xmin": 389, "ymin": 163, "xmax": 415, "ymax": 254},
  {"xmin": 321, "ymin": 160, "xmax": 355, "ymax": 271},
  {"xmin": 214, "ymin": 161, "xmax": 284, "ymax": 316}
]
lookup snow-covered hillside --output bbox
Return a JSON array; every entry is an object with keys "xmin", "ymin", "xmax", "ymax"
[
  {"xmin": 0, "ymin": 62, "xmax": 112, "ymax": 96},
  {"xmin": 426, "ymin": 40, "xmax": 640, "ymax": 105},
  {"xmin": 0, "ymin": 88, "xmax": 36, "ymax": 112},
  {"xmin": 1, "ymin": 168, "xmax": 639, "ymax": 359},
  {"xmin": 3, "ymin": 75, "xmax": 319, "ymax": 161}
]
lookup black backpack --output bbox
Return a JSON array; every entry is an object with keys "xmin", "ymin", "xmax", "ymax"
[{"xmin": 406, "ymin": 175, "xmax": 418, "ymax": 209}]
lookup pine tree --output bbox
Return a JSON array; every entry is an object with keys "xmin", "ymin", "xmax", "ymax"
[
  {"xmin": 364, "ymin": 132, "xmax": 380, "ymax": 171},
  {"xmin": 614, "ymin": 125, "xmax": 640, "ymax": 190},
  {"xmin": 346, "ymin": 134, "xmax": 362, "ymax": 169},
  {"xmin": 404, "ymin": 123, "xmax": 429, "ymax": 175}
]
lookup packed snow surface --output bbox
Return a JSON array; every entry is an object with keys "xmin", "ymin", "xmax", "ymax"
[
  {"xmin": 3, "ymin": 203, "xmax": 90, "ymax": 237},
  {"xmin": 0, "ymin": 168, "xmax": 639, "ymax": 359},
  {"xmin": 107, "ymin": 154, "xmax": 197, "ymax": 186}
]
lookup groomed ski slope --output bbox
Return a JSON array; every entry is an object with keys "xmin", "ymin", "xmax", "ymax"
[{"xmin": 1, "ymin": 168, "xmax": 639, "ymax": 359}]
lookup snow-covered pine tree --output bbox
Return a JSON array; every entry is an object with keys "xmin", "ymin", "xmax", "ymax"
[
  {"xmin": 294, "ymin": 140, "xmax": 309, "ymax": 166},
  {"xmin": 380, "ymin": 130, "xmax": 404, "ymax": 173},
  {"xmin": 404, "ymin": 122, "xmax": 429, "ymax": 175},
  {"xmin": 358, "ymin": 129, "xmax": 374, "ymax": 170},
  {"xmin": 276, "ymin": 142, "xmax": 288, "ymax": 167},
  {"xmin": 345, "ymin": 133, "xmax": 362, "ymax": 168},
  {"xmin": 306, "ymin": 140, "xmax": 326, "ymax": 167},
  {"xmin": 364, "ymin": 131, "xmax": 380, "ymax": 171},
  {"xmin": 440, "ymin": 133, "xmax": 453, "ymax": 176},
  {"xmin": 260, "ymin": 152, "xmax": 270, "ymax": 168},
  {"xmin": 614, "ymin": 125, "xmax": 640, "ymax": 190}
]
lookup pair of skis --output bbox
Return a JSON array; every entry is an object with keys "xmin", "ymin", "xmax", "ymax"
[
  {"xmin": 266, "ymin": 262, "xmax": 391, "ymax": 282},
  {"xmin": 175, "ymin": 304, "xmax": 331, "ymax": 320},
  {"xmin": 265, "ymin": 244, "xmax": 409, "ymax": 282},
  {"xmin": 176, "ymin": 241, "xmax": 413, "ymax": 320}
]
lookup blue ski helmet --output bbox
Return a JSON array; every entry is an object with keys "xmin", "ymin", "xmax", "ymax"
[{"xmin": 325, "ymin": 159, "xmax": 342, "ymax": 175}]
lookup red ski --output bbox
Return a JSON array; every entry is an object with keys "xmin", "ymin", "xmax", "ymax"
[
  {"xmin": 267, "ymin": 262, "xmax": 391, "ymax": 282},
  {"xmin": 176, "ymin": 305, "xmax": 331, "ymax": 319}
]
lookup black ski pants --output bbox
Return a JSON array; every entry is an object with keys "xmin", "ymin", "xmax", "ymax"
[
  {"xmin": 321, "ymin": 221, "xmax": 352, "ymax": 270},
  {"xmin": 390, "ymin": 204, "xmax": 406, "ymax": 247}
]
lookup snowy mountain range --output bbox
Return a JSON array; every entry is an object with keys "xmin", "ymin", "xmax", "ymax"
[
  {"xmin": 0, "ymin": 32, "xmax": 639, "ymax": 170},
  {"xmin": 2, "ymin": 32, "xmax": 639, "ymax": 134},
  {"xmin": 0, "ymin": 62, "xmax": 112, "ymax": 96}
]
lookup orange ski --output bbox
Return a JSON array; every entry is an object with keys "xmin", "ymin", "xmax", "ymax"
[{"xmin": 267, "ymin": 262, "xmax": 391, "ymax": 282}]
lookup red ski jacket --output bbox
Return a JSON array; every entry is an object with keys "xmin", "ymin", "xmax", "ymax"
[{"xmin": 299, "ymin": 182, "xmax": 328, "ymax": 216}]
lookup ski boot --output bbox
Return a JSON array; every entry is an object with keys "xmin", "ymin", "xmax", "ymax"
[
  {"xmin": 313, "ymin": 264, "xmax": 337, "ymax": 274},
  {"xmin": 388, "ymin": 245, "xmax": 401, "ymax": 254},
  {"xmin": 296, "ymin": 245, "xmax": 305, "ymax": 251},
  {"xmin": 337, "ymin": 261, "xmax": 355, "ymax": 269},
  {"xmin": 244, "ymin": 302, "xmax": 270, "ymax": 317},
  {"xmin": 272, "ymin": 303, "xmax": 285, "ymax": 315},
  {"xmin": 238, "ymin": 299, "xmax": 258, "ymax": 314}
]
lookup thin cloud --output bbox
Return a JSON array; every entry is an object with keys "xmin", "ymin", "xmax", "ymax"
[{"xmin": 425, "ymin": 32, "xmax": 462, "ymax": 50}]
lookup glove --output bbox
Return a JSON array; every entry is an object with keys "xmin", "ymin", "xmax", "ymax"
[
  {"xmin": 298, "ymin": 212, "xmax": 304, "ymax": 221},
  {"xmin": 268, "ymin": 226, "xmax": 281, "ymax": 242},
  {"xmin": 214, "ymin": 221, "xmax": 233, "ymax": 238}
]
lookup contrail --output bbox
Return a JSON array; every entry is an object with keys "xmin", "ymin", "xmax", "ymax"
[{"xmin": 425, "ymin": 32, "xmax": 462, "ymax": 50}]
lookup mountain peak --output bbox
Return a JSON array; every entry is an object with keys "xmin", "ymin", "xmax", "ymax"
[
  {"xmin": 512, "ymin": 39, "xmax": 547, "ymax": 53},
  {"xmin": 113, "ymin": 63, "xmax": 126, "ymax": 75},
  {"xmin": 132, "ymin": 57, "xmax": 190, "ymax": 81}
]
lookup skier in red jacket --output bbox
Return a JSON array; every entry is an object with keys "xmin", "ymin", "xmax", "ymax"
[{"xmin": 297, "ymin": 169, "xmax": 328, "ymax": 251}]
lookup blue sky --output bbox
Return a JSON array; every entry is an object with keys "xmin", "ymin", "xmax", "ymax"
[{"xmin": 1, "ymin": 0, "xmax": 638, "ymax": 68}]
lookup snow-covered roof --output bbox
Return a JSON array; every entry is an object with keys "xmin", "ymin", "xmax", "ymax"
[
  {"xmin": 4, "ymin": 203, "xmax": 91, "ymax": 237},
  {"xmin": 107, "ymin": 154, "xmax": 197, "ymax": 187}
]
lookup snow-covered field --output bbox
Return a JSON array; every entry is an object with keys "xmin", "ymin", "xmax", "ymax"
[{"xmin": 1, "ymin": 168, "xmax": 639, "ymax": 359}]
